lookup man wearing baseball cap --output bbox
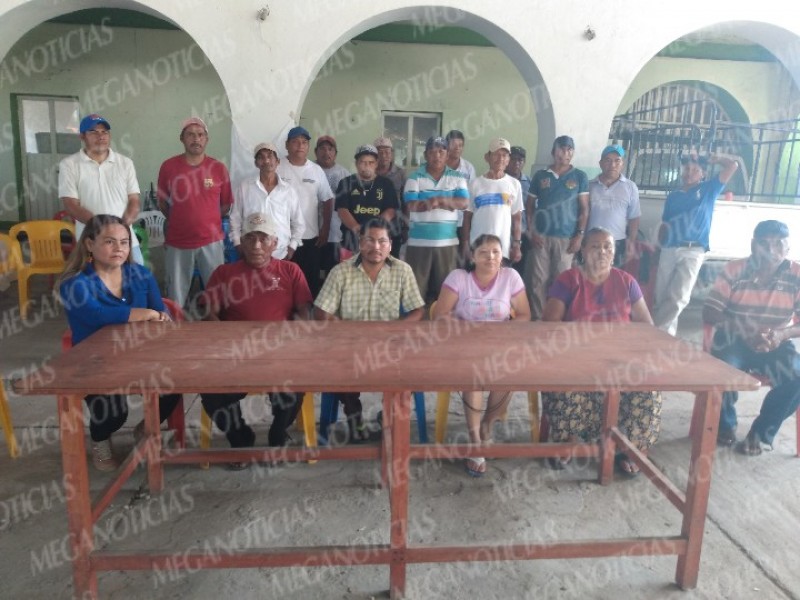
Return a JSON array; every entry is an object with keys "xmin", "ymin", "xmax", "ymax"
[
  {"xmin": 653, "ymin": 150, "xmax": 738, "ymax": 335},
  {"xmin": 59, "ymin": 114, "xmax": 144, "ymax": 265},
  {"xmin": 157, "ymin": 116, "xmax": 233, "ymax": 308},
  {"xmin": 314, "ymin": 135, "xmax": 350, "ymax": 273},
  {"xmin": 277, "ymin": 126, "xmax": 334, "ymax": 296},
  {"xmin": 199, "ymin": 212, "xmax": 313, "ymax": 467},
  {"xmin": 375, "ymin": 136, "xmax": 407, "ymax": 257},
  {"xmin": 461, "ymin": 138, "xmax": 523, "ymax": 263},
  {"xmin": 335, "ymin": 144, "xmax": 398, "ymax": 254},
  {"xmin": 526, "ymin": 134, "xmax": 590, "ymax": 320},
  {"xmin": 703, "ymin": 219, "xmax": 800, "ymax": 454},
  {"xmin": 587, "ymin": 144, "xmax": 641, "ymax": 266},
  {"xmin": 403, "ymin": 135, "xmax": 469, "ymax": 303},
  {"xmin": 230, "ymin": 142, "xmax": 304, "ymax": 261}
]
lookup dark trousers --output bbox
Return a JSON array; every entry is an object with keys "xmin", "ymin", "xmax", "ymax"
[
  {"xmin": 712, "ymin": 331, "xmax": 800, "ymax": 444},
  {"xmin": 200, "ymin": 392, "xmax": 301, "ymax": 448},
  {"xmin": 292, "ymin": 237, "xmax": 322, "ymax": 297},
  {"xmin": 85, "ymin": 394, "xmax": 181, "ymax": 442}
]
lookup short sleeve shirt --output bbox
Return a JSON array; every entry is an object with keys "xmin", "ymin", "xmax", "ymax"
[
  {"xmin": 587, "ymin": 175, "xmax": 641, "ymax": 241},
  {"xmin": 467, "ymin": 175, "xmax": 524, "ymax": 258},
  {"xmin": 530, "ymin": 167, "xmax": 589, "ymax": 238},
  {"xmin": 547, "ymin": 267, "xmax": 643, "ymax": 322},
  {"xmin": 661, "ymin": 175, "xmax": 726, "ymax": 250},
  {"xmin": 335, "ymin": 174, "xmax": 399, "ymax": 228},
  {"xmin": 441, "ymin": 268, "xmax": 525, "ymax": 321},
  {"xmin": 277, "ymin": 160, "xmax": 334, "ymax": 240}
]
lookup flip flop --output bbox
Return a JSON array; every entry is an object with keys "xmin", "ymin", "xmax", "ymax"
[
  {"xmin": 615, "ymin": 453, "xmax": 641, "ymax": 478},
  {"xmin": 465, "ymin": 457, "xmax": 486, "ymax": 477},
  {"xmin": 735, "ymin": 433, "xmax": 763, "ymax": 456}
]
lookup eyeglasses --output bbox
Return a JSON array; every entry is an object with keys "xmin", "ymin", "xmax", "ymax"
[{"xmin": 362, "ymin": 237, "xmax": 391, "ymax": 246}]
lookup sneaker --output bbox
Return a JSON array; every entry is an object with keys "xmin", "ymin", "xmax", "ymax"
[{"xmin": 91, "ymin": 439, "xmax": 119, "ymax": 472}]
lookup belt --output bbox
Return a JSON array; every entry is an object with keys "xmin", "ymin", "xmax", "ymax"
[{"xmin": 679, "ymin": 241, "xmax": 704, "ymax": 249}]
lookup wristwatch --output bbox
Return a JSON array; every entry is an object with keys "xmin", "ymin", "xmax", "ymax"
[
  {"xmin": 573, "ymin": 229, "xmax": 585, "ymax": 237},
  {"xmin": 512, "ymin": 239, "xmax": 522, "ymax": 244}
]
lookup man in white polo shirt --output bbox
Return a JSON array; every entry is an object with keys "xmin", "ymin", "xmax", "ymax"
[
  {"xmin": 230, "ymin": 142, "xmax": 304, "ymax": 260},
  {"xmin": 59, "ymin": 114, "xmax": 143, "ymax": 264}
]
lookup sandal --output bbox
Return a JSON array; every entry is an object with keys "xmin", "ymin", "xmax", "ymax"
[
  {"xmin": 465, "ymin": 457, "xmax": 486, "ymax": 477},
  {"xmin": 545, "ymin": 456, "xmax": 571, "ymax": 471},
  {"xmin": 615, "ymin": 453, "xmax": 641, "ymax": 478},
  {"xmin": 735, "ymin": 432, "xmax": 763, "ymax": 457},
  {"xmin": 717, "ymin": 428, "xmax": 737, "ymax": 447}
]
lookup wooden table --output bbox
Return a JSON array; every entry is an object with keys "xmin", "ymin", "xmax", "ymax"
[{"xmin": 14, "ymin": 319, "xmax": 759, "ymax": 599}]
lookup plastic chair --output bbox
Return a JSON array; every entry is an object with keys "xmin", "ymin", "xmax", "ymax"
[
  {"xmin": 695, "ymin": 323, "xmax": 800, "ymax": 457},
  {"xmin": 132, "ymin": 224, "xmax": 151, "ymax": 270},
  {"xmin": 52, "ymin": 210, "xmax": 77, "ymax": 259},
  {"xmin": 9, "ymin": 220, "xmax": 75, "ymax": 320},
  {"xmin": 137, "ymin": 210, "xmax": 166, "ymax": 248},
  {"xmin": 317, "ymin": 391, "xmax": 428, "ymax": 444},
  {"xmin": 221, "ymin": 216, "xmax": 238, "ymax": 264},
  {"xmin": 0, "ymin": 379, "xmax": 19, "ymax": 458}
]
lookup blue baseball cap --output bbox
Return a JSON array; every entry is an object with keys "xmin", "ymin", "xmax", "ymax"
[
  {"xmin": 601, "ymin": 144, "xmax": 624, "ymax": 159},
  {"xmin": 79, "ymin": 114, "xmax": 110, "ymax": 133},
  {"xmin": 287, "ymin": 126, "xmax": 311, "ymax": 141}
]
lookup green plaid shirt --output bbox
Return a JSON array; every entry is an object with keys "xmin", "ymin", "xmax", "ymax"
[{"xmin": 315, "ymin": 254, "xmax": 424, "ymax": 321}]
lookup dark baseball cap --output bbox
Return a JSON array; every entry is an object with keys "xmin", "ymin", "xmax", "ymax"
[
  {"xmin": 287, "ymin": 126, "xmax": 311, "ymax": 141},
  {"xmin": 425, "ymin": 136, "xmax": 448, "ymax": 151},
  {"xmin": 753, "ymin": 220, "xmax": 789, "ymax": 239},
  {"xmin": 510, "ymin": 146, "xmax": 526, "ymax": 159},
  {"xmin": 552, "ymin": 135, "xmax": 575, "ymax": 152}
]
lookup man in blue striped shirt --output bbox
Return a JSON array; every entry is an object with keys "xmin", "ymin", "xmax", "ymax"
[{"xmin": 403, "ymin": 136, "xmax": 469, "ymax": 302}]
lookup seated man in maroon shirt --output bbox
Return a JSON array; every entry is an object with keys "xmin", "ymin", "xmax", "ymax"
[{"xmin": 199, "ymin": 212, "xmax": 313, "ymax": 469}]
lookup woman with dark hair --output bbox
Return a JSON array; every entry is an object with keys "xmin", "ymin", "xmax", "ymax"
[
  {"xmin": 432, "ymin": 233, "xmax": 531, "ymax": 476},
  {"xmin": 542, "ymin": 227, "xmax": 661, "ymax": 476},
  {"xmin": 59, "ymin": 214, "xmax": 180, "ymax": 471}
]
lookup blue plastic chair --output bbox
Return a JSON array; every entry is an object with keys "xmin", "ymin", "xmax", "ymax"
[
  {"xmin": 318, "ymin": 391, "xmax": 428, "ymax": 444},
  {"xmin": 221, "ymin": 216, "xmax": 238, "ymax": 264}
]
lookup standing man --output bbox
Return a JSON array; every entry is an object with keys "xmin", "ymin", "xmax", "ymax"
[
  {"xmin": 200, "ymin": 213, "xmax": 313, "ymax": 468},
  {"xmin": 314, "ymin": 218, "xmax": 424, "ymax": 442},
  {"xmin": 506, "ymin": 145, "xmax": 531, "ymax": 278},
  {"xmin": 157, "ymin": 117, "xmax": 233, "ymax": 308},
  {"xmin": 703, "ymin": 220, "xmax": 800, "ymax": 452},
  {"xmin": 229, "ymin": 142, "xmax": 304, "ymax": 260},
  {"xmin": 59, "ymin": 114, "xmax": 143, "ymax": 265},
  {"xmin": 526, "ymin": 135, "xmax": 590, "ymax": 320},
  {"xmin": 277, "ymin": 126, "xmax": 334, "ymax": 297},
  {"xmin": 314, "ymin": 135, "xmax": 349, "ymax": 273},
  {"xmin": 375, "ymin": 136, "xmax": 407, "ymax": 258},
  {"xmin": 587, "ymin": 144, "xmax": 641, "ymax": 266},
  {"xmin": 445, "ymin": 129, "xmax": 476, "ymax": 181},
  {"xmin": 335, "ymin": 144, "xmax": 398, "ymax": 253},
  {"xmin": 461, "ymin": 138, "xmax": 523, "ymax": 264},
  {"xmin": 403, "ymin": 136, "xmax": 470, "ymax": 303},
  {"xmin": 653, "ymin": 152, "xmax": 738, "ymax": 335}
]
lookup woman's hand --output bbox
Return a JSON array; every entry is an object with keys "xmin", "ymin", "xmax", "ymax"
[{"xmin": 129, "ymin": 308, "xmax": 172, "ymax": 322}]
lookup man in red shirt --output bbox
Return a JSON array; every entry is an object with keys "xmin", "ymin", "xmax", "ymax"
[
  {"xmin": 199, "ymin": 212, "xmax": 313, "ymax": 469},
  {"xmin": 158, "ymin": 117, "xmax": 233, "ymax": 308}
]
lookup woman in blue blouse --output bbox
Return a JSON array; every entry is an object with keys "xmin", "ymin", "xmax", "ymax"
[{"xmin": 59, "ymin": 214, "xmax": 180, "ymax": 471}]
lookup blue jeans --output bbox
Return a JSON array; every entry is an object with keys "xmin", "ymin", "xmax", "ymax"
[{"xmin": 712, "ymin": 331, "xmax": 800, "ymax": 444}]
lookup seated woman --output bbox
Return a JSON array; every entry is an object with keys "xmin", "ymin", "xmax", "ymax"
[
  {"xmin": 59, "ymin": 214, "xmax": 180, "ymax": 472},
  {"xmin": 432, "ymin": 233, "xmax": 531, "ymax": 477},
  {"xmin": 542, "ymin": 227, "xmax": 661, "ymax": 476}
]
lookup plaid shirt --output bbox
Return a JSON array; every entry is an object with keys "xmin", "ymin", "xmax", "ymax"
[{"xmin": 315, "ymin": 254, "xmax": 424, "ymax": 321}]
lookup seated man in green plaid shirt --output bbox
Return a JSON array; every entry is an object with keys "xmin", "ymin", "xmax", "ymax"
[{"xmin": 314, "ymin": 217, "xmax": 425, "ymax": 442}]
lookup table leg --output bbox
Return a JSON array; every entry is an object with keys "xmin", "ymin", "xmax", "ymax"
[
  {"xmin": 381, "ymin": 392, "xmax": 394, "ymax": 490},
  {"xmin": 676, "ymin": 390, "xmax": 721, "ymax": 589},
  {"xmin": 144, "ymin": 392, "xmax": 163, "ymax": 494},
  {"xmin": 598, "ymin": 390, "xmax": 620, "ymax": 485},
  {"xmin": 58, "ymin": 394, "xmax": 98, "ymax": 598},
  {"xmin": 387, "ymin": 391, "xmax": 410, "ymax": 599}
]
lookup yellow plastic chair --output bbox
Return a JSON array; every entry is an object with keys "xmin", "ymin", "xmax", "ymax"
[
  {"xmin": 200, "ymin": 392, "xmax": 317, "ymax": 468},
  {"xmin": 429, "ymin": 301, "xmax": 540, "ymax": 443},
  {"xmin": 0, "ymin": 379, "xmax": 19, "ymax": 458},
  {"xmin": 9, "ymin": 220, "xmax": 75, "ymax": 319}
]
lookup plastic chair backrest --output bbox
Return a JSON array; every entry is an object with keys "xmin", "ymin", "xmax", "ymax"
[
  {"xmin": 9, "ymin": 220, "xmax": 75, "ymax": 268},
  {"xmin": 161, "ymin": 297, "xmax": 186, "ymax": 322},
  {"xmin": 137, "ymin": 210, "xmax": 166, "ymax": 248}
]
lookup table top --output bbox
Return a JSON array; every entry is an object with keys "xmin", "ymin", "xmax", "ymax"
[{"xmin": 15, "ymin": 320, "xmax": 760, "ymax": 395}]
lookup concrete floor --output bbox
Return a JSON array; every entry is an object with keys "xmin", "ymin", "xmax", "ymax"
[{"xmin": 0, "ymin": 279, "xmax": 798, "ymax": 600}]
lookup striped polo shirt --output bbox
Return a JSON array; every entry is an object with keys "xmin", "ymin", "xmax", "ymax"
[
  {"xmin": 705, "ymin": 258, "xmax": 800, "ymax": 329},
  {"xmin": 403, "ymin": 166, "xmax": 469, "ymax": 247}
]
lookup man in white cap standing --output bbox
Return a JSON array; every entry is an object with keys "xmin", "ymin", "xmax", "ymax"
[
  {"xmin": 59, "ymin": 113, "xmax": 144, "ymax": 265},
  {"xmin": 461, "ymin": 137, "xmax": 523, "ymax": 264},
  {"xmin": 157, "ymin": 116, "xmax": 233, "ymax": 308},
  {"xmin": 375, "ymin": 136, "xmax": 407, "ymax": 257},
  {"xmin": 229, "ymin": 142, "xmax": 304, "ymax": 261}
]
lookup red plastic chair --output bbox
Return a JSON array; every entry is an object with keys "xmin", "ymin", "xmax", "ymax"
[
  {"xmin": 60, "ymin": 297, "xmax": 187, "ymax": 449},
  {"xmin": 696, "ymin": 323, "xmax": 800, "ymax": 456}
]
